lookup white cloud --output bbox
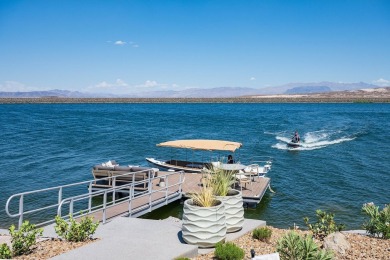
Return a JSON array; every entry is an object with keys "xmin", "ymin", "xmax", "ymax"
[
  {"xmin": 372, "ymin": 78, "xmax": 390, "ymax": 86},
  {"xmin": 115, "ymin": 79, "xmax": 128, "ymax": 87},
  {"xmin": 0, "ymin": 81, "xmax": 34, "ymax": 92},
  {"xmin": 109, "ymin": 40, "xmax": 139, "ymax": 47},
  {"xmin": 144, "ymin": 80, "xmax": 158, "ymax": 87},
  {"xmin": 250, "ymin": 77, "xmax": 256, "ymax": 81},
  {"xmin": 114, "ymin": 40, "xmax": 126, "ymax": 45},
  {"xmin": 88, "ymin": 79, "xmax": 181, "ymax": 94},
  {"xmin": 92, "ymin": 78, "xmax": 128, "ymax": 90}
]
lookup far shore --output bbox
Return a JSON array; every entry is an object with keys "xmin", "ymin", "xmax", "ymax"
[{"xmin": 1, "ymin": 96, "xmax": 390, "ymax": 104}]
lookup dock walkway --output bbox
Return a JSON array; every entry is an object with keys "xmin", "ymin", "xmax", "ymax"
[
  {"xmin": 46, "ymin": 217, "xmax": 266, "ymax": 260},
  {"xmin": 86, "ymin": 172, "xmax": 183, "ymax": 222}
]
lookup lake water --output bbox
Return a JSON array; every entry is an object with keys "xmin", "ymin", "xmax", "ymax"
[{"xmin": 0, "ymin": 103, "xmax": 389, "ymax": 229}]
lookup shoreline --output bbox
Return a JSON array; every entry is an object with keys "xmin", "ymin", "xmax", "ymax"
[{"xmin": 1, "ymin": 97, "xmax": 390, "ymax": 104}]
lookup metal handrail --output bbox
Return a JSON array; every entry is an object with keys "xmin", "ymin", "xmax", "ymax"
[
  {"xmin": 5, "ymin": 168, "xmax": 158, "ymax": 229},
  {"xmin": 57, "ymin": 171, "xmax": 185, "ymax": 223}
]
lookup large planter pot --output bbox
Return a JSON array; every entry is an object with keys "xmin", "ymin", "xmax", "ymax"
[
  {"xmin": 182, "ymin": 199, "xmax": 227, "ymax": 248},
  {"xmin": 216, "ymin": 189, "xmax": 244, "ymax": 233}
]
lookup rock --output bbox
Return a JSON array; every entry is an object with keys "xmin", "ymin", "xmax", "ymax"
[{"xmin": 323, "ymin": 232, "xmax": 351, "ymax": 255}]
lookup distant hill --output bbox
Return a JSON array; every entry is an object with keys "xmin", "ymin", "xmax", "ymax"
[
  {"xmin": 254, "ymin": 81, "xmax": 378, "ymax": 95},
  {"xmin": 284, "ymin": 86, "xmax": 332, "ymax": 94},
  {"xmin": 0, "ymin": 81, "xmax": 381, "ymax": 98},
  {"xmin": 128, "ymin": 87, "xmax": 260, "ymax": 98},
  {"xmin": 0, "ymin": 89, "xmax": 90, "ymax": 98}
]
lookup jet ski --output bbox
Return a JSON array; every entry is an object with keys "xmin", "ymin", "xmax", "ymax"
[
  {"xmin": 287, "ymin": 133, "xmax": 302, "ymax": 148},
  {"xmin": 287, "ymin": 141, "xmax": 302, "ymax": 148}
]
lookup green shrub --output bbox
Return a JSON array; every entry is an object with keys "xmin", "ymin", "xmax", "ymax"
[
  {"xmin": 252, "ymin": 227, "xmax": 272, "ymax": 242},
  {"xmin": 276, "ymin": 231, "xmax": 333, "ymax": 260},
  {"xmin": 0, "ymin": 243, "xmax": 12, "ymax": 259},
  {"xmin": 214, "ymin": 242, "xmax": 245, "ymax": 260},
  {"xmin": 174, "ymin": 257, "xmax": 190, "ymax": 260},
  {"xmin": 54, "ymin": 215, "xmax": 99, "ymax": 242},
  {"xmin": 361, "ymin": 202, "xmax": 390, "ymax": 239},
  {"xmin": 303, "ymin": 209, "xmax": 345, "ymax": 240},
  {"xmin": 9, "ymin": 220, "xmax": 43, "ymax": 256}
]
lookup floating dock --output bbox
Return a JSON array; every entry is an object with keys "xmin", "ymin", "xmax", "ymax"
[
  {"xmin": 159, "ymin": 172, "xmax": 271, "ymax": 204},
  {"xmin": 86, "ymin": 171, "xmax": 270, "ymax": 223}
]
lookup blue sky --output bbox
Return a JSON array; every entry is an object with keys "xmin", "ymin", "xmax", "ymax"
[{"xmin": 0, "ymin": 0, "xmax": 389, "ymax": 94}]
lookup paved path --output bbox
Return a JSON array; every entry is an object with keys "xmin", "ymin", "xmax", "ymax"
[{"xmin": 48, "ymin": 217, "xmax": 265, "ymax": 260}]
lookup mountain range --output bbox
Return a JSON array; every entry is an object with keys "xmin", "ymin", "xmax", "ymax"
[{"xmin": 0, "ymin": 82, "xmax": 383, "ymax": 98}]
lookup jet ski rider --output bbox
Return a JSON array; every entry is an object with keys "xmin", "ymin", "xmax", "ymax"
[{"xmin": 292, "ymin": 131, "xmax": 300, "ymax": 143}]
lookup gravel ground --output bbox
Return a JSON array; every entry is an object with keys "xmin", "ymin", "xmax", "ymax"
[
  {"xmin": 0, "ymin": 237, "xmax": 96, "ymax": 259},
  {"xmin": 194, "ymin": 226, "xmax": 390, "ymax": 260}
]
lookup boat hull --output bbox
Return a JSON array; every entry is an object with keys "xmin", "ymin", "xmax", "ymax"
[{"xmin": 287, "ymin": 142, "xmax": 301, "ymax": 148}]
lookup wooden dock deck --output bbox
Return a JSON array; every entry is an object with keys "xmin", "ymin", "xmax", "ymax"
[{"xmin": 177, "ymin": 172, "xmax": 270, "ymax": 204}]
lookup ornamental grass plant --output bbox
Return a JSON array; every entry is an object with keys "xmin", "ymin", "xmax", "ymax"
[
  {"xmin": 208, "ymin": 165, "xmax": 236, "ymax": 197},
  {"xmin": 190, "ymin": 179, "xmax": 218, "ymax": 207}
]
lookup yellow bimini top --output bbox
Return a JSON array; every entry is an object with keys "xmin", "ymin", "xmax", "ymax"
[{"xmin": 156, "ymin": 139, "xmax": 242, "ymax": 152}]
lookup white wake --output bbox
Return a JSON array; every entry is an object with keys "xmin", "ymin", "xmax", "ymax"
[{"xmin": 272, "ymin": 130, "xmax": 356, "ymax": 150}]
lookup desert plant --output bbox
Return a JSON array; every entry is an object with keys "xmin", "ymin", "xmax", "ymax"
[
  {"xmin": 361, "ymin": 202, "xmax": 390, "ymax": 239},
  {"xmin": 54, "ymin": 215, "xmax": 99, "ymax": 242},
  {"xmin": 303, "ymin": 209, "xmax": 345, "ymax": 240},
  {"xmin": 252, "ymin": 226, "xmax": 272, "ymax": 242},
  {"xmin": 214, "ymin": 242, "xmax": 245, "ymax": 260},
  {"xmin": 0, "ymin": 243, "xmax": 12, "ymax": 259},
  {"xmin": 9, "ymin": 220, "xmax": 43, "ymax": 256},
  {"xmin": 276, "ymin": 231, "xmax": 333, "ymax": 260},
  {"xmin": 208, "ymin": 165, "xmax": 236, "ymax": 196}
]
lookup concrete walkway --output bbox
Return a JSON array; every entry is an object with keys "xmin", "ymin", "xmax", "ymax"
[{"xmin": 47, "ymin": 217, "xmax": 266, "ymax": 260}]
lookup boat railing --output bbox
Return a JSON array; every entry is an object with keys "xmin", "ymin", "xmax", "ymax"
[
  {"xmin": 250, "ymin": 156, "xmax": 273, "ymax": 164},
  {"xmin": 5, "ymin": 169, "xmax": 183, "ymax": 229},
  {"xmin": 249, "ymin": 156, "xmax": 273, "ymax": 172}
]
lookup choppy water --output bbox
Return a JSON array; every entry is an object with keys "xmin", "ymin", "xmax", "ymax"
[{"xmin": 0, "ymin": 103, "xmax": 389, "ymax": 229}]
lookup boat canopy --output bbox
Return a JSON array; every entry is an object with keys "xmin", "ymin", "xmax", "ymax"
[{"xmin": 156, "ymin": 139, "xmax": 242, "ymax": 152}]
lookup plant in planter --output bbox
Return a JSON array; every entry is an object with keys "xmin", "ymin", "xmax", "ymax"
[
  {"xmin": 182, "ymin": 182, "xmax": 227, "ymax": 248},
  {"xmin": 209, "ymin": 165, "xmax": 244, "ymax": 233}
]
